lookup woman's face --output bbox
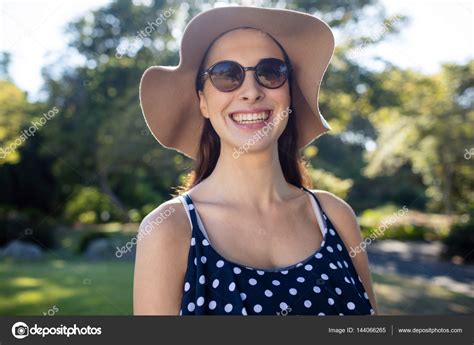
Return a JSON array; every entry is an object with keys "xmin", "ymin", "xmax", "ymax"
[{"xmin": 198, "ymin": 28, "xmax": 291, "ymax": 155}]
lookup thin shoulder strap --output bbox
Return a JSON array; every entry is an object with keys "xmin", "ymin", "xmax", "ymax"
[
  {"xmin": 300, "ymin": 186, "xmax": 328, "ymax": 232},
  {"xmin": 178, "ymin": 193, "xmax": 198, "ymax": 231}
]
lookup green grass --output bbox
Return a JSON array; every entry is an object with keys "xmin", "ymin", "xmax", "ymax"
[
  {"xmin": 0, "ymin": 259, "xmax": 472, "ymax": 315},
  {"xmin": 0, "ymin": 257, "xmax": 133, "ymax": 315}
]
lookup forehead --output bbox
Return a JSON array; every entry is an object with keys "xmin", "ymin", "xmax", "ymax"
[{"xmin": 205, "ymin": 28, "xmax": 285, "ymax": 67}]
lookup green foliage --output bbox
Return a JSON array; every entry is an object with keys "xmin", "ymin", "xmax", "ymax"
[
  {"xmin": 64, "ymin": 187, "xmax": 123, "ymax": 224},
  {"xmin": 309, "ymin": 168, "xmax": 353, "ymax": 199}
]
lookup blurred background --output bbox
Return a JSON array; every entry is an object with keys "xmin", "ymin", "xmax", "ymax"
[{"xmin": 0, "ymin": 0, "xmax": 473, "ymax": 316}]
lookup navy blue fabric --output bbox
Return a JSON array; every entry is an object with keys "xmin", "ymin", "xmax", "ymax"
[{"xmin": 179, "ymin": 186, "xmax": 374, "ymax": 315}]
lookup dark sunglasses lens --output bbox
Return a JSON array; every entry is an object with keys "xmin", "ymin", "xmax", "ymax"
[
  {"xmin": 209, "ymin": 61, "xmax": 243, "ymax": 92},
  {"xmin": 256, "ymin": 59, "xmax": 288, "ymax": 88}
]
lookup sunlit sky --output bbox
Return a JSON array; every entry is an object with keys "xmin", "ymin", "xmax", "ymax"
[{"xmin": 0, "ymin": 0, "xmax": 472, "ymax": 101}]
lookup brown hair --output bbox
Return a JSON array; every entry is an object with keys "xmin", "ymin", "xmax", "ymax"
[{"xmin": 173, "ymin": 27, "xmax": 313, "ymax": 196}]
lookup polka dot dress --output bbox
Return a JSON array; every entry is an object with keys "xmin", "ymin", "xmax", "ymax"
[{"xmin": 178, "ymin": 186, "xmax": 374, "ymax": 316}]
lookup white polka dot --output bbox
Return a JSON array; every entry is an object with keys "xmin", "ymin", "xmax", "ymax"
[
  {"xmin": 253, "ymin": 304, "xmax": 262, "ymax": 313},
  {"xmin": 347, "ymin": 302, "xmax": 356, "ymax": 310},
  {"xmin": 191, "ymin": 237, "xmax": 196, "ymax": 246},
  {"xmin": 329, "ymin": 229, "xmax": 336, "ymax": 236},
  {"xmin": 209, "ymin": 300, "xmax": 216, "ymax": 310},
  {"xmin": 229, "ymin": 282, "xmax": 236, "ymax": 291},
  {"xmin": 318, "ymin": 312, "xmax": 325, "ymax": 316},
  {"xmin": 264, "ymin": 289, "xmax": 273, "ymax": 297},
  {"xmin": 199, "ymin": 275, "xmax": 205, "ymax": 284},
  {"xmin": 279, "ymin": 302, "xmax": 289, "ymax": 310},
  {"xmin": 327, "ymin": 246, "xmax": 334, "ymax": 253},
  {"xmin": 329, "ymin": 263, "xmax": 337, "ymax": 270},
  {"xmin": 304, "ymin": 264, "xmax": 313, "ymax": 271},
  {"xmin": 350, "ymin": 277, "xmax": 355, "ymax": 285},
  {"xmin": 248, "ymin": 278, "xmax": 257, "ymax": 285},
  {"xmin": 196, "ymin": 296, "xmax": 204, "ymax": 306},
  {"xmin": 321, "ymin": 273, "xmax": 329, "ymax": 280},
  {"xmin": 304, "ymin": 300, "xmax": 312, "ymax": 308},
  {"xmin": 289, "ymin": 288, "xmax": 297, "ymax": 295},
  {"xmin": 184, "ymin": 282, "xmax": 190, "ymax": 292},
  {"xmin": 200, "ymin": 256, "xmax": 207, "ymax": 264},
  {"xmin": 281, "ymin": 270, "xmax": 288, "ymax": 275},
  {"xmin": 216, "ymin": 260, "xmax": 224, "ymax": 268},
  {"xmin": 328, "ymin": 298, "xmax": 335, "ymax": 305},
  {"xmin": 344, "ymin": 276, "xmax": 351, "ymax": 284},
  {"xmin": 256, "ymin": 270, "xmax": 265, "ymax": 275},
  {"xmin": 240, "ymin": 292, "xmax": 247, "ymax": 301},
  {"xmin": 212, "ymin": 279, "xmax": 219, "ymax": 288},
  {"xmin": 364, "ymin": 292, "xmax": 369, "ymax": 300},
  {"xmin": 242, "ymin": 307, "xmax": 247, "ymax": 315},
  {"xmin": 335, "ymin": 287, "xmax": 342, "ymax": 295},
  {"xmin": 320, "ymin": 240, "xmax": 326, "ymax": 247},
  {"xmin": 337, "ymin": 261, "xmax": 343, "ymax": 268},
  {"xmin": 187, "ymin": 302, "xmax": 195, "ymax": 312},
  {"xmin": 337, "ymin": 244, "xmax": 343, "ymax": 251},
  {"xmin": 272, "ymin": 280, "xmax": 280, "ymax": 286},
  {"xmin": 358, "ymin": 276, "xmax": 362, "ymax": 282},
  {"xmin": 194, "ymin": 258, "xmax": 197, "ymax": 266},
  {"xmin": 179, "ymin": 310, "xmax": 182, "ymax": 315},
  {"xmin": 370, "ymin": 308, "xmax": 375, "ymax": 315},
  {"xmin": 296, "ymin": 277, "xmax": 305, "ymax": 283},
  {"xmin": 296, "ymin": 263, "xmax": 303, "ymax": 268},
  {"xmin": 202, "ymin": 239, "xmax": 210, "ymax": 246},
  {"xmin": 233, "ymin": 267, "xmax": 241, "ymax": 274},
  {"xmin": 313, "ymin": 286, "xmax": 321, "ymax": 293},
  {"xmin": 315, "ymin": 253, "xmax": 323, "ymax": 259},
  {"xmin": 343, "ymin": 260, "xmax": 349, "ymax": 268},
  {"xmin": 224, "ymin": 304, "xmax": 233, "ymax": 313},
  {"xmin": 188, "ymin": 204, "xmax": 194, "ymax": 210}
]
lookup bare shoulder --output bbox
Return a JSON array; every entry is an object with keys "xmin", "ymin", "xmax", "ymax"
[
  {"xmin": 133, "ymin": 195, "xmax": 191, "ymax": 315},
  {"xmin": 138, "ymin": 196, "xmax": 190, "ymax": 240},
  {"xmin": 311, "ymin": 190, "xmax": 358, "ymax": 230}
]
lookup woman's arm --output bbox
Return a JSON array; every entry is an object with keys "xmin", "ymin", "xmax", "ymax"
[
  {"xmin": 315, "ymin": 190, "xmax": 379, "ymax": 315},
  {"xmin": 133, "ymin": 200, "xmax": 191, "ymax": 315}
]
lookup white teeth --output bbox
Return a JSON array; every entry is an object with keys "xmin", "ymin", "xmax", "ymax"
[{"xmin": 231, "ymin": 111, "xmax": 271, "ymax": 123}]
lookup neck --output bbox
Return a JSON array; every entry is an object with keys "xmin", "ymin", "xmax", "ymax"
[{"xmin": 200, "ymin": 142, "xmax": 298, "ymax": 210}]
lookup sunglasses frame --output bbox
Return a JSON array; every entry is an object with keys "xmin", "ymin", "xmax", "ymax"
[{"xmin": 200, "ymin": 58, "xmax": 291, "ymax": 92}]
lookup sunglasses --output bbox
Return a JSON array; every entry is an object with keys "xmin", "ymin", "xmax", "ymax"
[{"xmin": 200, "ymin": 58, "xmax": 290, "ymax": 92}]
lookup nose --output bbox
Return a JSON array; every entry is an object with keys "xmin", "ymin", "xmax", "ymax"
[{"xmin": 237, "ymin": 71, "xmax": 265, "ymax": 102}]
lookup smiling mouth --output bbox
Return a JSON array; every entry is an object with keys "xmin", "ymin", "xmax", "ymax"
[{"xmin": 229, "ymin": 110, "xmax": 272, "ymax": 124}]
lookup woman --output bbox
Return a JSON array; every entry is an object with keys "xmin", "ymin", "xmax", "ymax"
[{"xmin": 134, "ymin": 6, "xmax": 378, "ymax": 316}]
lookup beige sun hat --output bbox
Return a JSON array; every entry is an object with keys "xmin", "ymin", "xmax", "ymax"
[{"xmin": 139, "ymin": 6, "xmax": 335, "ymax": 160}]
